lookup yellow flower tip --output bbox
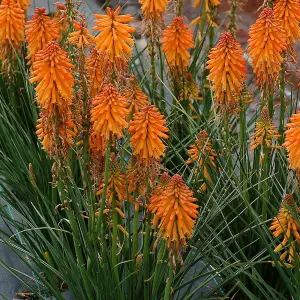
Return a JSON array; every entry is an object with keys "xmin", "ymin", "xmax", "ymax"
[
  {"xmin": 122, "ymin": 76, "xmax": 149, "ymax": 114},
  {"xmin": 250, "ymin": 107, "xmax": 280, "ymax": 151},
  {"xmin": 93, "ymin": 6, "xmax": 135, "ymax": 63},
  {"xmin": 140, "ymin": 0, "xmax": 168, "ymax": 21},
  {"xmin": 30, "ymin": 41, "xmax": 74, "ymax": 112},
  {"xmin": 161, "ymin": 17, "xmax": 194, "ymax": 68},
  {"xmin": 207, "ymin": 32, "xmax": 246, "ymax": 108},
  {"xmin": 25, "ymin": 8, "xmax": 60, "ymax": 64},
  {"xmin": 90, "ymin": 84, "xmax": 129, "ymax": 140},
  {"xmin": 150, "ymin": 174, "xmax": 199, "ymax": 252},
  {"xmin": 68, "ymin": 19, "xmax": 95, "ymax": 49},
  {"xmin": 248, "ymin": 8, "xmax": 287, "ymax": 88},
  {"xmin": 0, "ymin": 0, "xmax": 25, "ymax": 58},
  {"xmin": 283, "ymin": 111, "xmax": 300, "ymax": 170},
  {"xmin": 128, "ymin": 105, "xmax": 169, "ymax": 166},
  {"xmin": 274, "ymin": 0, "xmax": 300, "ymax": 45}
]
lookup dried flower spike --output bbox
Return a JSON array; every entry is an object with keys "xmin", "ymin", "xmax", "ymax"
[
  {"xmin": 86, "ymin": 48, "xmax": 103, "ymax": 98},
  {"xmin": 250, "ymin": 107, "xmax": 280, "ymax": 151},
  {"xmin": 161, "ymin": 17, "xmax": 194, "ymax": 68},
  {"xmin": 248, "ymin": 8, "xmax": 287, "ymax": 88},
  {"xmin": 68, "ymin": 19, "xmax": 95, "ymax": 49},
  {"xmin": 121, "ymin": 77, "xmax": 149, "ymax": 114},
  {"xmin": 128, "ymin": 105, "xmax": 169, "ymax": 165},
  {"xmin": 0, "ymin": 0, "xmax": 25, "ymax": 59},
  {"xmin": 90, "ymin": 84, "xmax": 129, "ymax": 140},
  {"xmin": 269, "ymin": 195, "xmax": 300, "ymax": 267},
  {"xmin": 274, "ymin": 0, "xmax": 300, "ymax": 45},
  {"xmin": 30, "ymin": 41, "xmax": 75, "ymax": 113},
  {"xmin": 207, "ymin": 32, "xmax": 246, "ymax": 108},
  {"xmin": 93, "ymin": 6, "xmax": 136, "ymax": 63},
  {"xmin": 186, "ymin": 131, "xmax": 217, "ymax": 191},
  {"xmin": 149, "ymin": 174, "xmax": 199, "ymax": 252},
  {"xmin": 36, "ymin": 110, "xmax": 76, "ymax": 156},
  {"xmin": 25, "ymin": 8, "xmax": 60, "ymax": 64},
  {"xmin": 97, "ymin": 155, "xmax": 126, "ymax": 209},
  {"xmin": 283, "ymin": 111, "xmax": 300, "ymax": 170}
]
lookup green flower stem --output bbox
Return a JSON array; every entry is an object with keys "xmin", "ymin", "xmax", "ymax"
[
  {"xmin": 133, "ymin": 202, "xmax": 139, "ymax": 268},
  {"xmin": 152, "ymin": 240, "xmax": 167, "ymax": 296},
  {"xmin": 95, "ymin": 136, "xmax": 112, "ymax": 238},
  {"xmin": 279, "ymin": 62, "xmax": 286, "ymax": 144},
  {"xmin": 164, "ymin": 259, "xmax": 174, "ymax": 300},
  {"xmin": 112, "ymin": 190, "xmax": 124, "ymax": 300},
  {"xmin": 261, "ymin": 146, "xmax": 270, "ymax": 221},
  {"xmin": 57, "ymin": 177, "xmax": 94, "ymax": 300}
]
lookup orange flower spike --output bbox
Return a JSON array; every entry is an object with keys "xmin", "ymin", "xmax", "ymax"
[
  {"xmin": 25, "ymin": 8, "xmax": 60, "ymax": 64},
  {"xmin": 93, "ymin": 6, "xmax": 136, "ymax": 63},
  {"xmin": 90, "ymin": 85, "xmax": 129, "ymax": 140},
  {"xmin": 248, "ymin": 8, "xmax": 287, "ymax": 88},
  {"xmin": 151, "ymin": 174, "xmax": 199, "ymax": 252},
  {"xmin": 283, "ymin": 111, "xmax": 300, "ymax": 170},
  {"xmin": 207, "ymin": 32, "xmax": 246, "ymax": 106},
  {"xmin": 0, "ymin": 0, "xmax": 25, "ymax": 47},
  {"xmin": 128, "ymin": 105, "xmax": 169, "ymax": 165},
  {"xmin": 161, "ymin": 17, "xmax": 194, "ymax": 68},
  {"xmin": 30, "ymin": 41, "xmax": 75, "ymax": 112},
  {"xmin": 139, "ymin": 0, "xmax": 169, "ymax": 20},
  {"xmin": 274, "ymin": 0, "xmax": 300, "ymax": 45},
  {"xmin": 86, "ymin": 48, "xmax": 103, "ymax": 98},
  {"xmin": 16, "ymin": 0, "xmax": 30, "ymax": 11},
  {"xmin": 122, "ymin": 77, "xmax": 149, "ymax": 114},
  {"xmin": 148, "ymin": 172, "xmax": 171, "ymax": 226},
  {"xmin": 68, "ymin": 19, "xmax": 95, "ymax": 49},
  {"xmin": 269, "ymin": 195, "xmax": 300, "ymax": 265}
]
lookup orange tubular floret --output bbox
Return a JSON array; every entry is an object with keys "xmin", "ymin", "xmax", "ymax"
[
  {"xmin": 161, "ymin": 17, "xmax": 194, "ymax": 68},
  {"xmin": 93, "ymin": 6, "xmax": 136, "ymax": 63},
  {"xmin": 128, "ymin": 105, "xmax": 169, "ymax": 165},
  {"xmin": 274, "ymin": 0, "xmax": 300, "ymax": 45},
  {"xmin": 0, "ymin": 0, "xmax": 25, "ymax": 55},
  {"xmin": 90, "ymin": 84, "xmax": 129, "ymax": 140},
  {"xmin": 68, "ymin": 19, "xmax": 95, "ymax": 49},
  {"xmin": 207, "ymin": 32, "xmax": 246, "ymax": 106},
  {"xmin": 149, "ymin": 174, "xmax": 199, "ymax": 252},
  {"xmin": 248, "ymin": 8, "xmax": 287, "ymax": 88},
  {"xmin": 283, "ymin": 111, "xmax": 300, "ymax": 170},
  {"xmin": 139, "ymin": 0, "xmax": 169, "ymax": 20},
  {"xmin": 25, "ymin": 8, "xmax": 60, "ymax": 64},
  {"xmin": 30, "ymin": 41, "xmax": 74, "ymax": 112}
]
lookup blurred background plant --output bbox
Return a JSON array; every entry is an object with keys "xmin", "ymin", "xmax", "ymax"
[{"xmin": 0, "ymin": 0, "xmax": 300, "ymax": 299}]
